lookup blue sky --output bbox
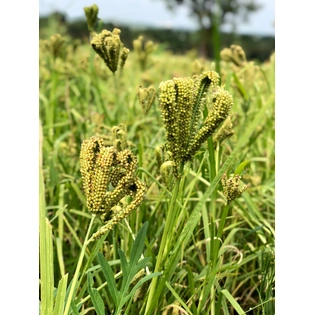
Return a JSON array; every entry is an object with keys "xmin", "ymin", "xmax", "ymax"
[{"xmin": 39, "ymin": 0, "xmax": 274, "ymax": 36}]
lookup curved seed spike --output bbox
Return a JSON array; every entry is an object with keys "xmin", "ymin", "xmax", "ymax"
[
  {"xmin": 220, "ymin": 44, "xmax": 247, "ymax": 67},
  {"xmin": 158, "ymin": 71, "xmax": 233, "ymax": 178},
  {"xmin": 137, "ymin": 85, "xmax": 156, "ymax": 114},
  {"xmin": 212, "ymin": 116, "xmax": 234, "ymax": 147},
  {"xmin": 185, "ymin": 87, "xmax": 233, "ymax": 161},
  {"xmin": 80, "ymin": 136, "xmax": 146, "ymax": 243},
  {"xmin": 188, "ymin": 71, "xmax": 220, "ymax": 148},
  {"xmin": 88, "ymin": 178, "xmax": 146, "ymax": 243},
  {"xmin": 120, "ymin": 47, "xmax": 130, "ymax": 70}
]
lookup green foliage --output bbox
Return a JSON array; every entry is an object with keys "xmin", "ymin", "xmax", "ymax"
[
  {"xmin": 39, "ymin": 16, "xmax": 275, "ymax": 315},
  {"xmin": 87, "ymin": 222, "xmax": 161, "ymax": 314}
]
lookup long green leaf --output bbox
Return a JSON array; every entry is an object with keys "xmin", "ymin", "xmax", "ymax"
[
  {"xmin": 134, "ymin": 257, "xmax": 151, "ymax": 271},
  {"xmin": 165, "ymin": 281, "xmax": 193, "ymax": 315},
  {"xmin": 118, "ymin": 249, "xmax": 129, "ymax": 289},
  {"xmin": 115, "ymin": 223, "xmax": 150, "ymax": 313},
  {"xmin": 53, "ymin": 273, "xmax": 68, "ymax": 315},
  {"xmin": 70, "ymin": 300, "xmax": 80, "ymax": 315},
  {"xmin": 97, "ymin": 252, "xmax": 118, "ymax": 307},
  {"xmin": 221, "ymin": 289, "xmax": 246, "ymax": 315},
  {"xmin": 124, "ymin": 272, "xmax": 162, "ymax": 305},
  {"xmin": 90, "ymin": 289, "xmax": 106, "ymax": 315},
  {"xmin": 87, "ymin": 273, "xmax": 105, "ymax": 315},
  {"xmin": 39, "ymin": 165, "xmax": 54, "ymax": 315},
  {"xmin": 235, "ymin": 160, "xmax": 250, "ymax": 175},
  {"xmin": 130, "ymin": 222, "xmax": 148, "ymax": 267}
]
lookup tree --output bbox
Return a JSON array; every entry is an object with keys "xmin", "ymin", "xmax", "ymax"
[{"xmin": 161, "ymin": 0, "xmax": 261, "ymax": 60}]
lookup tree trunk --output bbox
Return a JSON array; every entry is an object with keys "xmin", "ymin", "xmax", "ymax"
[{"xmin": 199, "ymin": 26, "xmax": 215, "ymax": 59}]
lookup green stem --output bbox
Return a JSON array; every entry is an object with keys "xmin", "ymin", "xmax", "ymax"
[
  {"xmin": 198, "ymin": 205, "xmax": 230, "ymax": 314},
  {"xmin": 63, "ymin": 215, "xmax": 96, "ymax": 315},
  {"xmin": 48, "ymin": 64, "xmax": 57, "ymax": 142},
  {"xmin": 145, "ymin": 176, "xmax": 182, "ymax": 314},
  {"xmin": 57, "ymin": 184, "xmax": 65, "ymax": 277},
  {"xmin": 207, "ymin": 137, "xmax": 218, "ymax": 223},
  {"xmin": 213, "ymin": 204, "xmax": 230, "ymax": 259}
]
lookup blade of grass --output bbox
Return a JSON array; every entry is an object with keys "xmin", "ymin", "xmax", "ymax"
[
  {"xmin": 63, "ymin": 215, "xmax": 96, "ymax": 315},
  {"xmin": 57, "ymin": 183, "xmax": 65, "ymax": 277},
  {"xmin": 53, "ymin": 273, "xmax": 69, "ymax": 315},
  {"xmin": 165, "ymin": 281, "xmax": 193, "ymax": 315},
  {"xmin": 221, "ymin": 289, "xmax": 246, "ymax": 315},
  {"xmin": 97, "ymin": 252, "xmax": 119, "ymax": 308},
  {"xmin": 39, "ymin": 163, "xmax": 54, "ymax": 315},
  {"xmin": 87, "ymin": 273, "xmax": 106, "ymax": 315}
]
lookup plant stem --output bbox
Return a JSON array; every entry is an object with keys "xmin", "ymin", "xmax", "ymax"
[
  {"xmin": 198, "ymin": 205, "xmax": 230, "ymax": 314},
  {"xmin": 207, "ymin": 137, "xmax": 218, "ymax": 229},
  {"xmin": 48, "ymin": 64, "xmax": 57, "ymax": 142},
  {"xmin": 145, "ymin": 175, "xmax": 182, "ymax": 314},
  {"xmin": 63, "ymin": 215, "xmax": 96, "ymax": 315}
]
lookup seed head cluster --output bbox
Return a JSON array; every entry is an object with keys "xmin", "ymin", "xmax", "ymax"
[
  {"xmin": 84, "ymin": 4, "xmax": 99, "ymax": 32},
  {"xmin": 43, "ymin": 34, "xmax": 66, "ymax": 60},
  {"xmin": 158, "ymin": 70, "xmax": 233, "ymax": 178},
  {"xmin": 133, "ymin": 35, "xmax": 156, "ymax": 70},
  {"xmin": 221, "ymin": 173, "xmax": 247, "ymax": 204},
  {"xmin": 112, "ymin": 124, "xmax": 128, "ymax": 151},
  {"xmin": 137, "ymin": 85, "xmax": 156, "ymax": 114},
  {"xmin": 80, "ymin": 136, "xmax": 146, "ymax": 242},
  {"xmin": 91, "ymin": 28, "xmax": 130, "ymax": 73},
  {"xmin": 220, "ymin": 45, "xmax": 247, "ymax": 67}
]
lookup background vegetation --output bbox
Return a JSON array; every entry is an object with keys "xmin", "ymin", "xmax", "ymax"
[{"xmin": 39, "ymin": 12, "xmax": 274, "ymax": 62}]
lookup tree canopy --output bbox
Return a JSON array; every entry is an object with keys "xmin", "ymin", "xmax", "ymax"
[{"xmin": 161, "ymin": 0, "xmax": 262, "ymax": 58}]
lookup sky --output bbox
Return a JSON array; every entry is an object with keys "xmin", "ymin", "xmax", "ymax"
[{"xmin": 39, "ymin": 0, "xmax": 274, "ymax": 36}]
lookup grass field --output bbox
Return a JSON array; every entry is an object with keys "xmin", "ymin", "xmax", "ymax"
[{"xmin": 39, "ymin": 20, "xmax": 275, "ymax": 315}]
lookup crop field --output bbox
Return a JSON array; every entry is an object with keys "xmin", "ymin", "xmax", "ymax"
[{"xmin": 39, "ymin": 11, "xmax": 275, "ymax": 315}]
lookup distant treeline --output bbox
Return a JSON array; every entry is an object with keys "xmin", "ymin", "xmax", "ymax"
[{"xmin": 39, "ymin": 12, "xmax": 275, "ymax": 62}]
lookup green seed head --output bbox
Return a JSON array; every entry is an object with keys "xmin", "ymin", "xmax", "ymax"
[
  {"xmin": 158, "ymin": 71, "xmax": 233, "ymax": 174},
  {"xmin": 133, "ymin": 35, "xmax": 156, "ymax": 70},
  {"xmin": 155, "ymin": 144, "xmax": 166, "ymax": 170},
  {"xmin": 160, "ymin": 161, "xmax": 176, "ymax": 188},
  {"xmin": 84, "ymin": 4, "xmax": 99, "ymax": 32},
  {"xmin": 192, "ymin": 59, "xmax": 206, "ymax": 75},
  {"xmin": 91, "ymin": 28, "xmax": 129, "ymax": 73},
  {"xmin": 120, "ymin": 47, "xmax": 130, "ymax": 69},
  {"xmin": 133, "ymin": 35, "xmax": 143, "ymax": 53},
  {"xmin": 212, "ymin": 116, "xmax": 234, "ymax": 147},
  {"xmin": 137, "ymin": 85, "xmax": 156, "ymax": 114},
  {"xmin": 80, "ymin": 136, "xmax": 146, "ymax": 242},
  {"xmin": 221, "ymin": 173, "xmax": 247, "ymax": 204},
  {"xmin": 43, "ymin": 34, "xmax": 66, "ymax": 59},
  {"xmin": 112, "ymin": 124, "xmax": 128, "ymax": 151},
  {"xmin": 220, "ymin": 45, "xmax": 247, "ymax": 67}
]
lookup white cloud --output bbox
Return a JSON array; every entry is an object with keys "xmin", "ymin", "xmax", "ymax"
[{"xmin": 39, "ymin": 0, "xmax": 274, "ymax": 35}]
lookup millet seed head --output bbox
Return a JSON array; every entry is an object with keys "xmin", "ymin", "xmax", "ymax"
[
  {"xmin": 80, "ymin": 135, "xmax": 146, "ymax": 243},
  {"xmin": 84, "ymin": 4, "xmax": 99, "ymax": 32},
  {"xmin": 91, "ymin": 28, "xmax": 129, "ymax": 73},
  {"xmin": 221, "ymin": 173, "xmax": 247, "ymax": 204},
  {"xmin": 158, "ymin": 71, "xmax": 233, "ymax": 168}
]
